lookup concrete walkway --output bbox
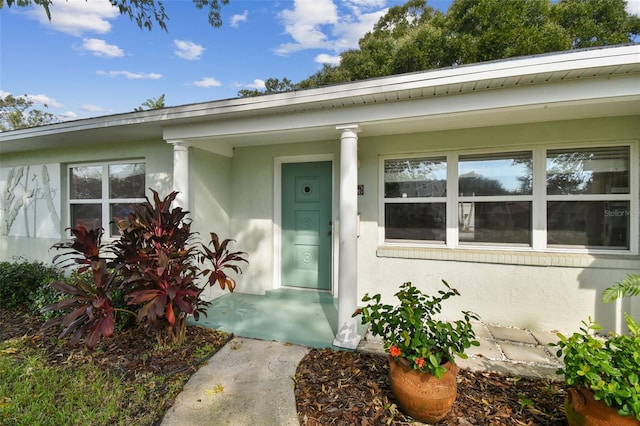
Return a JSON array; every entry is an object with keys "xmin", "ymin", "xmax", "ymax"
[
  {"xmin": 359, "ymin": 322, "xmax": 563, "ymax": 380},
  {"xmin": 161, "ymin": 337, "xmax": 310, "ymax": 426},
  {"xmin": 161, "ymin": 322, "xmax": 564, "ymax": 426}
]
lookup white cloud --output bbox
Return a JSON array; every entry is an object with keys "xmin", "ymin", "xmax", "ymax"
[
  {"xmin": 0, "ymin": 91, "xmax": 62, "ymax": 108},
  {"xmin": 81, "ymin": 104, "xmax": 104, "ymax": 112},
  {"xmin": 193, "ymin": 77, "xmax": 222, "ymax": 88},
  {"xmin": 276, "ymin": 0, "xmax": 339, "ymax": 55},
  {"xmin": 344, "ymin": 0, "xmax": 386, "ymax": 15},
  {"xmin": 26, "ymin": 0, "xmax": 119, "ymax": 36},
  {"xmin": 97, "ymin": 70, "xmax": 162, "ymax": 79},
  {"xmin": 315, "ymin": 53, "xmax": 341, "ymax": 65},
  {"xmin": 627, "ymin": 0, "xmax": 640, "ymax": 16},
  {"xmin": 61, "ymin": 111, "xmax": 79, "ymax": 120},
  {"xmin": 174, "ymin": 40, "xmax": 205, "ymax": 60},
  {"xmin": 247, "ymin": 79, "xmax": 266, "ymax": 89},
  {"xmin": 331, "ymin": 8, "xmax": 386, "ymax": 51},
  {"xmin": 77, "ymin": 38, "xmax": 124, "ymax": 57},
  {"xmin": 230, "ymin": 10, "xmax": 248, "ymax": 27},
  {"xmin": 275, "ymin": 0, "xmax": 387, "ymax": 55},
  {"xmin": 26, "ymin": 94, "xmax": 63, "ymax": 109}
]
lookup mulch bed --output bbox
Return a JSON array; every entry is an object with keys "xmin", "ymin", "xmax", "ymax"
[
  {"xmin": 0, "ymin": 309, "xmax": 230, "ymax": 380},
  {"xmin": 0, "ymin": 308, "xmax": 231, "ymax": 425},
  {"xmin": 2, "ymin": 309, "xmax": 568, "ymax": 425},
  {"xmin": 295, "ymin": 348, "xmax": 568, "ymax": 425}
]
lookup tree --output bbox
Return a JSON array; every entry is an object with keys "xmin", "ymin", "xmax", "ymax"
[
  {"xmin": 297, "ymin": 64, "xmax": 353, "ymax": 90},
  {"xmin": 1, "ymin": 0, "xmax": 229, "ymax": 31},
  {"xmin": 296, "ymin": 0, "xmax": 640, "ymax": 88},
  {"xmin": 445, "ymin": 0, "xmax": 568, "ymax": 65},
  {"xmin": 0, "ymin": 94, "xmax": 59, "ymax": 131},
  {"xmin": 237, "ymin": 78, "xmax": 297, "ymax": 97},
  {"xmin": 134, "ymin": 93, "xmax": 165, "ymax": 111},
  {"xmin": 552, "ymin": 0, "xmax": 640, "ymax": 48}
]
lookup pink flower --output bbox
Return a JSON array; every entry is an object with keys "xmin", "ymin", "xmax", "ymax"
[
  {"xmin": 415, "ymin": 357, "xmax": 425, "ymax": 369},
  {"xmin": 389, "ymin": 345, "xmax": 401, "ymax": 357}
]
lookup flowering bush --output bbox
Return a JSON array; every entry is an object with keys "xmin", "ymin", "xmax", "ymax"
[{"xmin": 354, "ymin": 281, "xmax": 480, "ymax": 378}]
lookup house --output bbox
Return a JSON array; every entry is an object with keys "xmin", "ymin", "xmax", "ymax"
[{"xmin": 1, "ymin": 44, "xmax": 639, "ymax": 349}]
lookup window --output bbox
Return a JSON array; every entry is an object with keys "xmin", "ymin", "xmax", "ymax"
[
  {"xmin": 69, "ymin": 162, "xmax": 145, "ymax": 237},
  {"xmin": 381, "ymin": 144, "xmax": 636, "ymax": 252},
  {"xmin": 384, "ymin": 157, "xmax": 446, "ymax": 242},
  {"xmin": 546, "ymin": 146, "xmax": 630, "ymax": 249},
  {"xmin": 458, "ymin": 152, "xmax": 532, "ymax": 245}
]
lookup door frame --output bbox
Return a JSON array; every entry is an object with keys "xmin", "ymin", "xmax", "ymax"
[{"xmin": 274, "ymin": 154, "xmax": 336, "ymax": 295}]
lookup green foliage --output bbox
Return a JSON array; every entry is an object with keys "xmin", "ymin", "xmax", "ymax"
[
  {"xmin": 354, "ymin": 281, "xmax": 480, "ymax": 378},
  {"xmin": 0, "ymin": 258, "xmax": 62, "ymax": 312},
  {"xmin": 553, "ymin": 0, "xmax": 639, "ymax": 48},
  {"xmin": 0, "ymin": 338, "xmax": 173, "ymax": 425},
  {"xmin": 0, "ymin": 94, "xmax": 59, "ymax": 131},
  {"xmin": 237, "ymin": 78, "xmax": 298, "ymax": 97},
  {"xmin": 42, "ymin": 190, "xmax": 247, "ymax": 349},
  {"xmin": 602, "ymin": 274, "xmax": 640, "ymax": 303},
  {"xmin": 297, "ymin": 0, "xmax": 640, "ymax": 88},
  {"xmin": 553, "ymin": 314, "xmax": 640, "ymax": 420},
  {"xmin": 134, "ymin": 94, "xmax": 166, "ymax": 111},
  {"xmin": 1, "ymin": 0, "xmax": 229, "ymax": 31}
]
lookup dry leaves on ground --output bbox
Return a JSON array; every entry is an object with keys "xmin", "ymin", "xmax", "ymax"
[{"xmin": 295, "ymin": 348, "xmax": 568, "ymax": 425}]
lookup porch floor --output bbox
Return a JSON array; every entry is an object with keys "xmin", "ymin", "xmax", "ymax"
[{"xmin": 191, "ymin": 288, "xmax": 367, "ymax": 348}]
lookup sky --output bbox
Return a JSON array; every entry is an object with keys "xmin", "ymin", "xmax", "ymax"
[{"xmin": 1, "ymin": 0, "xmax": 639, "ymax": 121}]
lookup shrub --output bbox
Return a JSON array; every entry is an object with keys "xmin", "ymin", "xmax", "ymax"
[
  {"xmin": 553, "ymin": 314, "xmax": 640, "ymax": 420},
  {"xmin": 33, "ymin": 268, "xmax": 135, "ymax": 329},
  {"xmin": 42, "ymin": 190, "xmax": 247, "ymax": 349},
  {"xmin": 0, "ymin": 258, "xmax": 62, "ymax": 312}
]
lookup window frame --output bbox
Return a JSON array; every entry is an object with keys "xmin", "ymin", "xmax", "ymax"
[
  {"xmin": 68, "ymin": 160, "xmax": 146, "ymax": 238},
  {"xmin": 379, "ymin": 142, "xmax": 638, "ymax": 254}
]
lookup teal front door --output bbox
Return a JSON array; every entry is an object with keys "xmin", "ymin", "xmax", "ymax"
[{"xmin": 281, "ymin": 161, "xmax": 332, "ymax": 290}]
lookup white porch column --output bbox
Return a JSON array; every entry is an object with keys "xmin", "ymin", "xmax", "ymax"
[
  {"xmin": 167, "ymin": 140, "xmax": 190, "ymax": 211},
  {"xmin": 333, "ymin": 124, "xmax": 361, "ymax": 349}
]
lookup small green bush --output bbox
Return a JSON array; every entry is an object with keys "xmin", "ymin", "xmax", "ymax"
[{"xmin": 0, "ymin": 258, "xmax": 63, "ymax": 312}]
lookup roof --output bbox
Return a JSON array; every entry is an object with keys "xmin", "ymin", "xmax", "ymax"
[{"xmin": 2, "ymin": 44, "xmax": 639, "ymax": 156}]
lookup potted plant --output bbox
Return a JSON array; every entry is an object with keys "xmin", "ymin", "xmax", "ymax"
[
  {"xmin": 354, "ymin": 280, "xmax": 480, "ymax": 423},
  {"xmin": 553, "ymin": 274, "xmax": 640, "ymax": 425}
]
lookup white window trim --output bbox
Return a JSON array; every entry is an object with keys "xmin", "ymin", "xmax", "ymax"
[
  {"xmin": 68, "ymin": 160, "xmax": 146, "ymax": 238},
  {"xmin": 379, "ymin": 141, "xmax": 638, "ymax": 255}
]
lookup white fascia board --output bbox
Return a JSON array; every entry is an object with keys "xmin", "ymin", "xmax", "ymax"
[
  {"xmin": 160, "ymin": 46, "xmax": 640, "ymax": 121},
  {"xmin": 164, "ymin": 73, "xmax": 640, "ymax": 140},
  {"xmin": 371, "ymin": 45, "xmax": 640, "ymax": 94}
]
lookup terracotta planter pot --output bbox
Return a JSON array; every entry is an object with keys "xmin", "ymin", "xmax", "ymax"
[
  {"xmin": 388, "ymin": 356, "xmax": 458, "ymax": 423},
  {"xmin": 565, "ymin": 387, "xmax": 640, "ymax": 426}
]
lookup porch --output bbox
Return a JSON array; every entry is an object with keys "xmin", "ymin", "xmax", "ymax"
[
  {"xmin": 191, "ymin": 290, "xmax": 563, "ymax": 380},
  {"xmin": 191, "ymin": 289, "xmax": 367, "ymax": 349}
]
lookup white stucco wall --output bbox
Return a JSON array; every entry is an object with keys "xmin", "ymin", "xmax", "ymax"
[
  {"xmin": 230, "ymin": 140, "xmax": 340, "ymax": 295},
  {"xmin": 356, "ymin": 116, "xmax": 640, "ymax": 334},
  {"xmin": 0, "ymin": 139, "xmax": 173, "ymax": 263},
  {"xmin": 225, "ymin": 115, "xmax": 639, "ymax": 334},
  {"xmin": 189, "ymin": 147, "xmax": 234, "ymax": 300},
  {"xmin": 1, "ymin": 114, "xmax": 638, "ymax": 335}
]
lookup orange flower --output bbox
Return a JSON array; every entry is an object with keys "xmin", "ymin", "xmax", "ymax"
[
  {"xmin": 415, "ymin": 357, "xmax": 425, "ymax": 368},
  {"xmin": 389, "ymin": 345, "xmax": 401, "ymax": 357}
]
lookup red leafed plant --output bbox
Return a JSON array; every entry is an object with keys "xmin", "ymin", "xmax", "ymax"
[
  {"xmin": 42, "ymin": 190, "xmax": 247, "ymax": 348},
  {"xmin": 42, "ymin": 227, "xmax": 123, "ymax": 349},
  {"xmin": 200, "ymin": 232, "xmax": 247, "ymax": 292}
]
